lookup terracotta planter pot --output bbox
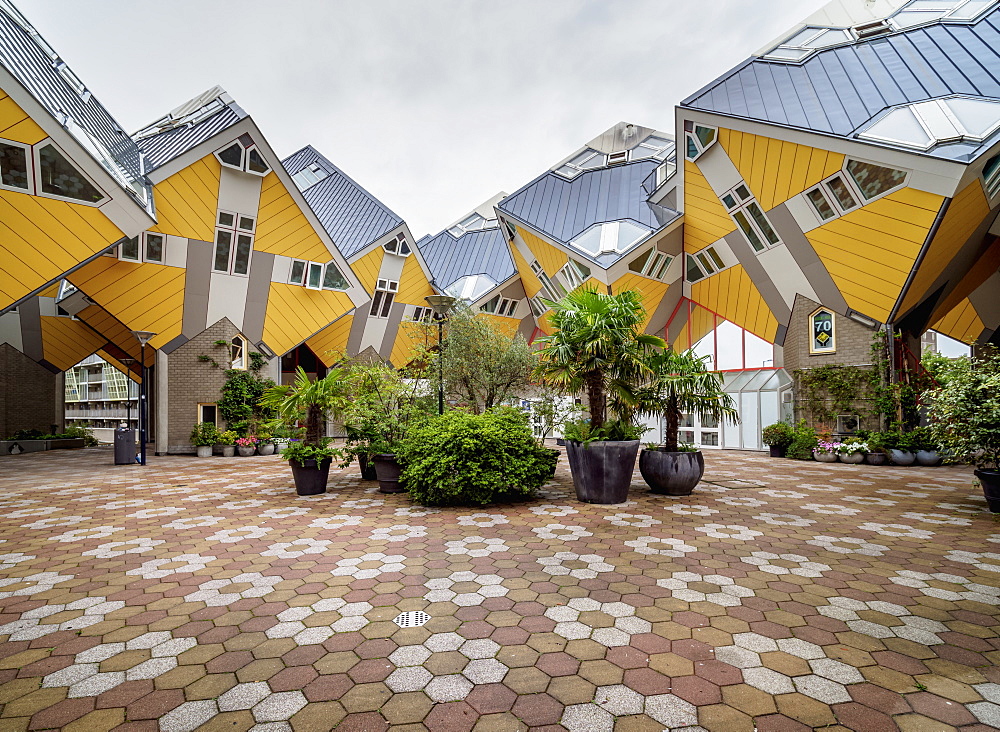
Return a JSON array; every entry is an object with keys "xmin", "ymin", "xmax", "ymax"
[
  {"xmin": 290, "ymin": 458, "xmax": 332, "ymax": 495},
  {"xmin": 975, "ymin": 469, "xmax": 1000, "ymax": 513},
  {"xmin": 373, "ymin": 453, "xmax": 405, "ymax": 493},
  {"xmin": 565, "ymin": 440, "xmax": 639, "ymax": 504},
  {"xmin": 639, "ymin": 449, "xmax": 705, "ymax": 496}
]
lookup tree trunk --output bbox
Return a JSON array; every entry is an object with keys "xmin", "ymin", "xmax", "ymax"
[
  {"xmin": 665, "ymin": 394, "xmax": 679, "ymax": 452},
  {"xmin": 585, "ymin": 371, "xmax": 606, "ymax": 429},
  {"xmin": 306, "ymin": 404, "xmax": 323, "ymax": 447}
]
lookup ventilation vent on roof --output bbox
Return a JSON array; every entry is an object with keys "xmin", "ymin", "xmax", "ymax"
[
  {"xmin": 607, "ymin": 151, "xmax": 629, "ymax": 166},
  {"xmin": 853, "ymin": 19, "xmax": 892, "ymax": 39}
]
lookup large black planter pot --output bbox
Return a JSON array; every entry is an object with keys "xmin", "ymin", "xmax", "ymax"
[
  {"xmin": 545, "ymin": 448, "xmax": 560, "ymax": 479},
  {"xmin": 357, "ymin": 453, "xmax": 378, "ymax": 481},
  {"xmin": 373, "ymin": 453, "xmax": 405, "ymax": 493},
  {"xmin": 768, "ymin": 445, "xmax": 786, "ymax": 458},
  {"xmin": 289, "ymin": 457, "xmax": 332, "ymax": 496},
  {"xmin": 565, "ymin": 440, "xmax": 640, "ymax": 504},
  {"xmin": 975, "ymin": 469, "xmax": 1000, "ymax": 513},
  {"xmin": 639, "ymin": 449, "xmax": 705, "ymax": 496}
]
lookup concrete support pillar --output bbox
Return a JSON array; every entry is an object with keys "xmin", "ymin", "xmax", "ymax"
[{"xmin": 155, "ymin": 349, "xmax": 169, "ymax": 455}]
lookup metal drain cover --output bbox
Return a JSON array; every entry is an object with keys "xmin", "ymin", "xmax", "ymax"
[{"xmin": 393, "ymin": 611, "xmax": 430, "ymax": 628}]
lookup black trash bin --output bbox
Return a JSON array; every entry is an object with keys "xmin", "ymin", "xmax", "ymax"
[{"xmin": 114, "ymin": 427, "xmax": 137, "ymax": 465}]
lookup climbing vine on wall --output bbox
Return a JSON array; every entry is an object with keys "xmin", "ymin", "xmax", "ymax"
[
  {"xmin": 218, "ymin": 352, "xmax": 276, "ymax": 432},
  {"xmin": 793, "ymin": 364, "xmax": 876, "ymax": 427}
]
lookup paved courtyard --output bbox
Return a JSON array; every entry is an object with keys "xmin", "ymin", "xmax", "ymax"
[{"xmin": 0, "ymin": 448, "xmax": 998, "ymax": 732}]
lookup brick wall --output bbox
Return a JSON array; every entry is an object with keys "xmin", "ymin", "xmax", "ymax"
[
  {"xmin": 0, "ymin": 344, "xmax": 58, "ymax": 438},
  {"xmin": 784, "ymin": 295, "xmax": 879, "ymax": 432},
  {"xmin": 165, "ymin": 318, "xmax": 243, "ymax": 453}
]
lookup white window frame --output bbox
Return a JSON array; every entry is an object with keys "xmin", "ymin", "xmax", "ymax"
[
  {"xmin": 557, "ymin": 260, "xmax": 591, "ymax": 291},
  {"xmin": 629, "ymin": 249, "xmax": 673, "ymax": 281},
  {"xmin": 117, "ymin": 231, "xmax": 166, "ymax": 264},
  {"xmin": 630, "ymin": 136, "xmax": 674, "ymax": 162},
  {"xmin": 231, "ymin": 335, "xmax": 247, "ymax": 370},
  {"xmin": 530, "ymin": 261, "xmax": 565, "ymax": 302},
  {"xmin": 554, "ymin": 148, "xmax": 604, "ymax": 179},
  {"xmin": 32, "ymin": 139, "xmax": 107, "ymax": 207},
  {"xmin": 720, "ymin": 183, "xmax": 782, "ymax": 253},
  {"xmin": 530, "ymin": 295, "xmax": 549, "ymax": 317},
  {"xmin": 305, "ymin": 262, "xmax": 324, "ymax": 290},
  {"xmin": 809, "ymin": 307, "xmax": 837, "ymax": 355},
  {"xmin": 288, "ymin": 260, "xmax": 306, "ymax": 285},
  {"xmin": 321, "ymin": 262, "xmax": 349, "ymax": 291},
  {"xmin": 411, "ymin": 306, "xmax": 434, "ymax": 323},
  {"xmin": 685, "ymin": 247, "xmax": 725, "ymax": 284},
  {"xmin": 291, "ymin": 162, "xmax": 329, "ymax": 191},
  {"xmin": 213, "ymin": 210, "xmax": 254, "ymax": 277},
  {"xmin": 683, "ymin": 122, "xmax": 718, "ymax": 161},
  {"xmin": 843, "ymin": 158, "xmax": 909, "ymax": 203},
  {"xmin": 0, "ymin": 137, "xmax": 33, "ymax": 194},
  {"xmin": 213, "ymin": 139, "xmax": 271, "ymax": 177},
  {"xmin": 383, "ymin": 232, "xmax": 411, "ymax": 256},
  {"xmin": 805, "ymin": 158, "xmax": 908, "ymax": 224},
  {"xmin": 197, "ymin": 403, "xmax": 218, "ymax": 428},
  {"xmin": 607, "ymin": 150, "xmax": 629, "ymax": 165},
  {"xmin": 370, "ymin": 280, "xmax": 399, "ymax": 319},
  {"xmin": 447, "ymin": 212, "xmax": 496, "ymax": 238},
  {"xmin": 480, "ymin": 295, "xmax": 518, "ymax": 318},
  {"xmin": 984, "ymin": 154, "xmax": 1000, "ymax": 199}
]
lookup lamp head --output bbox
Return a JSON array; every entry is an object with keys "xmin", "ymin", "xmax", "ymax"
[
  {"xmin": 132, "ymin": 330, "xmax": 157, "ymax": 346},
  {"xmin": 425, "ymin": 295, "xmax": 458, "ymax": 314}
]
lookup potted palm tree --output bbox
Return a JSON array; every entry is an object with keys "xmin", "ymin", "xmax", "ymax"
[
  {"xmin": 260, "ymin": 366, "xmax": 347, "ymax": 496},
  {"xmin": 636, "ymin": 349, "xmax": 737, "ymax": 496},
  {"xmin": 927, "ymin": 347, "xmax": 1000, "ymax": 511},
  {"xmin": 535, "ymin": 288, "xmax": 664, "ymax": 504}
]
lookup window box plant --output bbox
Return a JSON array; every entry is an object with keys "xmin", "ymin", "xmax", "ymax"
[
  {"xmin": 838, "ymin": 440, "xmax": 867, "ymax": 464},
  {"xmin": 636, "ymin": 348, "xmax": 737, "ymax": 496},
  {"xmin": 236, "ymin": 436, "xmax": 257, "ymax": 457},
  {"xmin": 261, "ymin": 366, "xmax": 348, "ymax": 495},
  {"xmin": 762, "ymin": 422, "xmax": 794, "ymax": 458},
  {"xmin": 535, "ymin": 289, "xmax": 664, "ymax": 504},
  {"xmin": 813, "ymin": 440, "xmax": 840, "ymax": 463},
  {"xmin": 190, "ymin": 422, "xmax": 218, "ymax": 458},
  {"xmin": 926, "ymin": 348, "xmax": 1000, "ymax": 511}
]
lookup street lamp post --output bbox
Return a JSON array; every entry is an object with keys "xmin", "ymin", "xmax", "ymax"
[
  {"xmin": 119, "ymin": 357, "xmax": 136, "ymax": 429},
  {"xmin": 424, "ymin": 295, "xmax": 457, "ymax": 415},
  {"xmin": 132, "ymin": 331, "xmax": 156, "ymax": 465}
]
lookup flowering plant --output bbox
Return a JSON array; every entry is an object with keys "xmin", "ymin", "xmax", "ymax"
[
  {"xmin": 235, "ymin": 436, "xmax": 258, "ymax": 448},
  {"xmin": 216, "ymin": 430, "xmax": 238, "ymax": 446},
  {"xmin": 813, "ymin": 440, "xmax": 841, "ymax": 455},
  {"xmin": 839, "ymin": 440, "xmax": 868, "ymax": 454}
]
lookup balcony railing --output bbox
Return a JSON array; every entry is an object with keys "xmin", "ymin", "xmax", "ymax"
[{"xmin": 65, "ymin": 408, "xmax": 134, "ymax": 419}]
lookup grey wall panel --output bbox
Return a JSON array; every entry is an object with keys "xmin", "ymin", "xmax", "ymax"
[
  {"xmin": 18, "ymin": 297, "xmax": 43, "ymax": 362},
  {"xmin": 381, "ymin": 302, "xmax": 406, "ymax": 363},
  {"xmin": 182, "ymin": 240, "xmax": 213, "ymax": 338},
  {"xmin": 768, "ymin": 204, "xmax": 849, "ymax": 313},
  {"xmin": 346, "ymin": 308, "xmax": 369, "ymax": 356},
  {"xmin": 723, "ymin": 230, "xmax": 791, "ymax": 324},
  {"xmin": 243, "ymin": 251, "xmax": 274, "ymax": 345},
  {"xmin": 646, "ymin": 285, "xmax": 683, "ymax": 337}
]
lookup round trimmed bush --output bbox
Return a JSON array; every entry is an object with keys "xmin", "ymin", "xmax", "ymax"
[{"xmin": 399, "ymin": 408, "xmax": 555, "ymax": 506}]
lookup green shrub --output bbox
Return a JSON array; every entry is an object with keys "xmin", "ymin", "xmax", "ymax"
[
  {"xmin": 399, "ymin": 408, "xmax": 554, "ymax": 506},
  {"xmin": 62, "ymin": 425, "xmax": 98, "ymax": 447},
  {"xmin": 761, "ymin": 422, "xmax": 794, "ymax": 449},
  {"xmin": 786, "ymin": 419, "xmax": 818, "ymax": 460},
  {"xmin": 190, "ymin": 422, "xmax": 219, "ymax": 447}
]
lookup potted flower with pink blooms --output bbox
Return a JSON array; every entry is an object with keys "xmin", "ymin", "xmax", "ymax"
[
  {"xmin": 813, "ymin": 440, "xmax": 840, "ymax": 463},
  {"xmin": 235, "ymin": 436, "xmax": 257, "ymax": 457}
]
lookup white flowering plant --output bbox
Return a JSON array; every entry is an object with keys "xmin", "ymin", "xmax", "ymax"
[{"xmin": 839, "ymin": 441, "xmax": 869, "ymax": 454}]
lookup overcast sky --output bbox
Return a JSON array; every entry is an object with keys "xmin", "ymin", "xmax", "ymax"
[{"xmin": 20, "ymin": 0, "xmax": 826, "ymax": 237}]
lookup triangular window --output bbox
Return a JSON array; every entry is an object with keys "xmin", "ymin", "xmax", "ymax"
[{"xmin": 37, "ymin": 143, "xmax": 103, "ymax": 203}]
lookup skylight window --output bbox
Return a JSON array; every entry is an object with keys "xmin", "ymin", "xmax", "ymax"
[
  {"xmin": 860, "ymin": 97, "xmax": 1000, "ymax": 151},
  {"xmin": 64, "ymin": 117, "xmax": 147, "ymax": 203},
  {"xmin": 291, "ymin": 162, "xmax": 328, "ymax": 191},
  {"xmin": 892, "ymin": 0, "xmax": 995, "ymax": 29},
  {"xmin": 630, "ymin": 136, "xmax": 675, "ymax": 161},
  {"xmin": 447, "ymin": 212, "xmax": 496, "ymax": 238},
  {"xmin": 684, "ymin": 122, "xmax": 717, "ymax": 161},
  {"xmin": 213, "ymin": 137, "xmax": 271, "ymax": 177},
  {"xmin": 763, "ymin": 26, "xmax": 854, "ymax": 62},
  {"xmin": 554, "ymin": 149, "xmax": 604, "ymax": 179},
  {"xmin": 569, "ymin": 220, "xmax": 650, "ymax": 257},
  {"xmin": 446, "ymin": 274, "xmax": 498, "ymax": 302}
]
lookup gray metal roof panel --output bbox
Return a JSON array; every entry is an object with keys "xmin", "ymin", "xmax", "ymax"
[
  {"xmin": 681, "ymin": 8, "xmax": 1000, "ymax": 161},
  {"xmin": 0, "ymin": 4, "xmax": 150, "ymax": 212},
  {"xmin": 135, "ymin": 104, "xmax": 244, "ymax": 172},
  {"xmin": 282, "ymin": 146, "xmax": 404, "ymax": 258},
  {"xmin": 418, "ymin": 227, "xmax": 515, "ymax": 292},
  {"xmin": 499, "ymin": 160, "xmax": 661, "ymax": 247}
]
